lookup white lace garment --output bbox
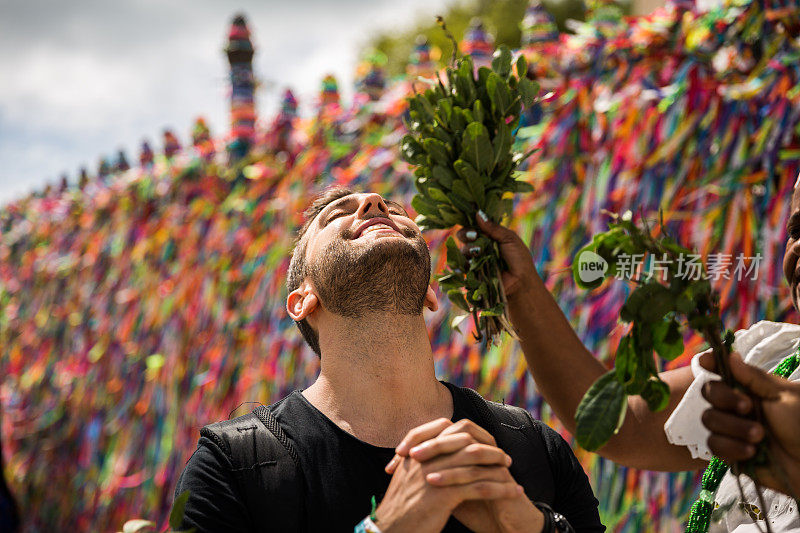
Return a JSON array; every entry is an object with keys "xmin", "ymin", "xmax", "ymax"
[{"xmin": 664, "ymin": 320, "xmax": 800, "ymax": 532}]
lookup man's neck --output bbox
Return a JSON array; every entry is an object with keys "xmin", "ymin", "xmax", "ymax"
[{"xmin": 302, "ymin": 312, "xmax": 452, "ymax": 448}]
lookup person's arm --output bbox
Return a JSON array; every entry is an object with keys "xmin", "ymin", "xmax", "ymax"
[
  {"xmin": 462, "ymin": 213, "xmax": 705, "ymax": 471},
  {"xmin": 173, "ymin": 437, "xmax": 252, "ymax": 533},
  {"xmin": 700, "ymin": 351, "xmax": 800, "ymax": 498}
]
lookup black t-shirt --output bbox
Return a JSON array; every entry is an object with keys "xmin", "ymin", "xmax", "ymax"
[{"xmin": 175, "ymin": 382, "xmax": 603, "ymax": 532}]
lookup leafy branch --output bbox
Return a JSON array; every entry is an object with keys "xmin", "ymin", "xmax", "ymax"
[
  {"xmin": 573, "ymin": 212, "xmax": 778, "ymax": 532},
  {"xmin": 400, "ymin": 19, "xmax": 539, "ymax": 344},
  {"xmin": 572, "ymin": 211, "xmax": 734, "ymax": 451}
]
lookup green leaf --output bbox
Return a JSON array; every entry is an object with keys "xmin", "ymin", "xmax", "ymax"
[
  {"xmin": 436, "ymin": 98, "xmax": 454, "ymax": 125},
  {"xmin": 448, "ymin": 189, "xmax": 474, "ymax": 214},
  {"xmin": 491, "ymin": 45, "xmax": 513, "ymax": 77},
  {"xmin": 462, "ymin": 122, "xmax": 493, "ymax": 174},
  {"xmin": 516, "ymin": 54, "xmax": 528, "ymax": 78},
  {"xmin": 641, "ymin": 378, "xmax": 670, "ymax": 412},
  {"xmin": 427, "ymin": 187, "xmax": 451, "ymax": 204},
  {"xmin": 438, "ymin": 206, "xmax": 465, "ymax": 226},
  {"xmin": 410, "ymin": 96, "xmax": 433, "ymax": 124},
  {"xmin": 123, "ymin": 520, "xmax": 156, "ymax": 533},
  {"xmin": 453, "ymin": 159, "xmax": 485, "ymax": 205},
  {"xmin": 613, "ymin": 335, "xmax": 637, "ymax": 388},
  {"xmin": 432, "ymin": 126, "xmax": 453, "ymax": 145},
  {"xmin": 640, "ymin": 283, "xmax": 675, "ymax": 323},
  {"xmin": 486, "ymin": 72, "xmax": 511, "ymax": 116},
  {"xmin": 491, "ymin": 122, "xmax": 512, "ymax": 173},
  {"xmin": 454, "ymin": 65, "xmax": 476, "ymax": 106},
  {"xmin": 437, "ymin": 272, "xmax": 464, "ymax": 291},
  {"xmin": 411, "ymin": 195, "xmax": 440, "ymax": 218},
  {"xmin": 400, "ymin": 135, "xmax": 426, "ymax": 166},
  {"xmin": 484, "ymin": 192, "xmax": 501, "ymax": 220},
  {"xmin": 458, "ymin": 55, "xmax": 475, "ymax": 81},
  {"xmin": 518, "ymin": 77, "xmax": 539, "ymax": 108},
  {"xmin": 447, "ymin": 289, "xmax": 471, "ymax": 312},
  {"xmin": 422, "ymin": 138, "xmax": 451, "ymax": 167},
  {"xmin": 451, "ymin": 179, "xmax": 474, "ymax": 207},
  {"xmin": 472, "ymin": 99, "xmax": 485, "ymax": 124},
  {"xmin": 431, "ymin": 165, "xmax": 455, "ymax": 189},
  {"xmin": 170, "ymin": 490, "xmax": 191, "ymax": 530},
  {"xmin": 469, "ymin": 282, "xmax": 489, "ymax": 303},
  {"xmin": 575, "ymin": 371, "xmax": 627, "ymax": 451},
  {"xmin": 494, "ymin": 157, "xmax": 515, "ymax": 181},
  {"xmin": 450, "ymin": 106, "xmax": 467, "ymax": 131},
  {"xmin": 653, "ymin": 318, "xmax": 684, "ymax": 361},
  {"xmin": 459, "ymin": 107, "xmax": 475, "ymax": 125},
  {"xmin": 445, "ymin": 237, "xmax": 467, "ymax": 270},
  {"xmin": 512, "ymin": 179, "xmax": 534, "ymax": 193},
  {"xmin": 620, "ymin": 282, "xmax": 674, "ymax": 323},
  {"xmin": 417, "ymin": 94, "xmax": 437, "ymax": 122},
  {"xmin": 414, "ymin": 215, "xmax": 447, "ymax": 230},
  {"xmin": 481, "ymin": 303, "xmax": 505, "ymax": 317}
]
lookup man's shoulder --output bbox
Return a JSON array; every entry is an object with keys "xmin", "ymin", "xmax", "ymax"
[
  {"xmin": 200, "ymin": 393, "xmax": 298, "ymax": 459},
  {"xmin": 177, "ymin": 395, "xmax": 305, "ymax": 531}
]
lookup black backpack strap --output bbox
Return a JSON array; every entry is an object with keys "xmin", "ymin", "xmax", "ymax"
[
  {"xmin": 200, "ymin": 405, "xmax": 305, "ymax": 531},
  {"xmin": 454, "ymin": 386, "xmax": 556, "ymax": 505}
]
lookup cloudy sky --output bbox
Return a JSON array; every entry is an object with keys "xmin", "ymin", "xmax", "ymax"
[{"xmin": 0, "ymin": 0, "xmax": 453, "ymax": 203}]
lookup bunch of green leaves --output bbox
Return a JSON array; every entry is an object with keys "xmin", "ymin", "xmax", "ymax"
[
  {"xmin": 571, "ymin": 212, "xmax": 734, "ymax": 452},
  {"xmin": 399, "ymin": 20, "xmax": 538, "ymax": 343}
]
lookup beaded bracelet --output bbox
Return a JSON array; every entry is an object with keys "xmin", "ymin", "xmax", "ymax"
[{"xmin": 685, "ymin": 349, "xmax": 799, "ymax": 532}]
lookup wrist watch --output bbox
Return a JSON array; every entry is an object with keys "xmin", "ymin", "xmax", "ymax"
[{"xmin": 533, "ymin": 501, "xmax": 574, "ymax": 533}]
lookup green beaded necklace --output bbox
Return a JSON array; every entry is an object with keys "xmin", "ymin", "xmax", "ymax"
[{"xmin": 685, "ymin": 349, "xmax": 800, "ymax": 532}]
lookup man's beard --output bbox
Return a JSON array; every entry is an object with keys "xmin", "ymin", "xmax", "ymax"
[{"xmin": 308, "ymin": 232, "xmax": 431, "ymax": 318}]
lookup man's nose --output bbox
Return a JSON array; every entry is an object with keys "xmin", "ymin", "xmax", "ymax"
[{"xmin": 356, "ymin": 193, "xmax": 389, "ymax": 218}]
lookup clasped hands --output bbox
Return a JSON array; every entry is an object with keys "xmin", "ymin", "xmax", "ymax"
[{"xmin": 374, "ymin": 418, "xmax": 543, "ymax": 533}]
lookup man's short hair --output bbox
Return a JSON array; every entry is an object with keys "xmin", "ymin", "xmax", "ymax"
[{"xmin": 286, "ymin": 186, "xmax": 356, "ymax": 357}]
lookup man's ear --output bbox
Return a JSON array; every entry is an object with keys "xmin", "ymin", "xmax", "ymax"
[
  {"xmin": 287, "ymin": 281, "xmax": 320, "ymax": 321},
  {"xmin": 424, "ymin": 284, "xmax": 439, "ymax": 312}
]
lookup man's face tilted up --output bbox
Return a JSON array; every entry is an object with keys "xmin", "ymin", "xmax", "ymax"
[{"xmin": 287, "ymin": 191, "xmax": 439, "ymax": 353}]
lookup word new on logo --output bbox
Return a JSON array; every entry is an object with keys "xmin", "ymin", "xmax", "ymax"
[{"xmin": 577, "ymin": 251, "xmax": 608, "ymax": 284}]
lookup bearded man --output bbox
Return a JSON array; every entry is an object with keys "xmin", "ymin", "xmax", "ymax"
[{"xmin": 174, "ymin": 188, "xmax": 603, "ymax": 532}]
